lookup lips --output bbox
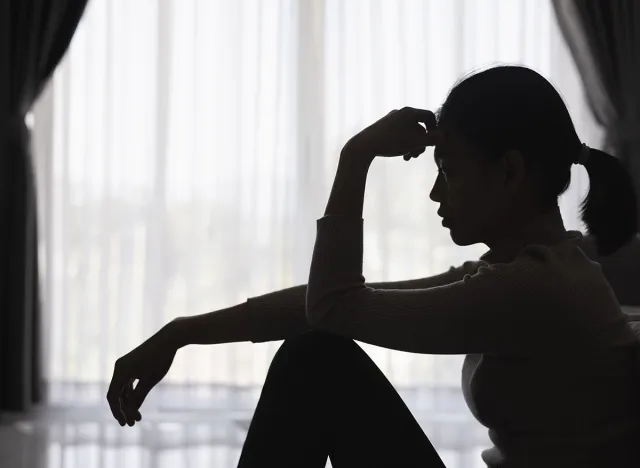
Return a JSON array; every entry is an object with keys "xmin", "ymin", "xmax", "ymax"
[{"xmin": 438, "ymin": 210, "xmax": 450, "ymax": 226}]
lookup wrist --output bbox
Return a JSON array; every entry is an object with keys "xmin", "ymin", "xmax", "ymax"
[
  {"xmin": 341, "ymin": 141, "xmax": 376, "ymax": 165},
  {"xmin": 163, "ymin": 317, "xmax": 188, "ymax": 351}
]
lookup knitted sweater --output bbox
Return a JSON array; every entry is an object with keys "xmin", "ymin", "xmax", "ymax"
[{"xmin": 247, "ymin": 216, "xmax": 640, "ymax": 467}]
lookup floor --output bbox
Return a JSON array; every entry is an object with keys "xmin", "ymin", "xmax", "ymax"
[
  {"xmin": 0, "ymin": 403, "xmax": 487, "ymax": 468},
  {"xmin": 4, "ymin": 320, "xmax": 638, "ymax": 467},
  {"xmin": 1, "ymin": 406, "xmax": 260, "ymax": 468}
]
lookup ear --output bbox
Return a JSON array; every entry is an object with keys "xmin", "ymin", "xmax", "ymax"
[{"xmin": 500, "ymin": 149, "xmax": 527, "ymax": 194}]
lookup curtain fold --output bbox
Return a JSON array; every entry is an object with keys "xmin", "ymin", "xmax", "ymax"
[
  {"xmin": 0, "ymin": 0, "xmax": 88, "ymax": 413},
  {"xmin": 552, "ymin": 0, "xmax": 640, "ymax": 225}
]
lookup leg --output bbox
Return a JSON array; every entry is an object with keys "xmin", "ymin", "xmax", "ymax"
[{"xmin": 236, "ymin": 330, "xmax": 446, "ymax": 468}]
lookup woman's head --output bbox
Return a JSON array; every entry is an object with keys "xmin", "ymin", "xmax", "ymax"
[{"xmin": 429, "ymin": 65, "xmax": 638, "ymax": 256}]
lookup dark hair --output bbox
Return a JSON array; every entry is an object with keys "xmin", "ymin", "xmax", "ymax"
[{"xmin": 436, "ymin": 65, "xmax": 638, "ymax": 257}]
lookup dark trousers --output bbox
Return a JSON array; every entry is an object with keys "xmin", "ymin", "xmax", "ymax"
[{"xmin": 237, "ymin": 330, "xmax": 446, "ymax": 468}]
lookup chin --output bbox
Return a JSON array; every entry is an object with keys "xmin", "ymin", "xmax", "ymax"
[{"xmin": 448, "ymin": 225, "xmax": 478, "ymax": 247}]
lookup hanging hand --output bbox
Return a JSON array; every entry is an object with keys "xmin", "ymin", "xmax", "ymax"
[
  {"xmin": 343, "ymin": 107, "xmax": 443, "ymax": 161},
  {"xmin": 106, "ymin": 322, "xmax": 180, "ymax": 427}
]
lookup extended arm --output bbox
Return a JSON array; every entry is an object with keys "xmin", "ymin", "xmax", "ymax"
[
  {"xmin": 169, "ymin": 262, "xmax": 478, "ymax": 348},
  {"xmin": 171, "ymin": 108, "xmax": 452, "ymax": 349}
]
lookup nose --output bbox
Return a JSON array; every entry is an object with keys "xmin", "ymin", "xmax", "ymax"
[{"xmin": 429, "ymin": 173, "xmax": 444, "ymax": 203}]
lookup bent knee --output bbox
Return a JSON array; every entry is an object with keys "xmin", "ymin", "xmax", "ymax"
[{"xmin": 276, "ymin": 330, "xmax": 359, "ymax": 364}]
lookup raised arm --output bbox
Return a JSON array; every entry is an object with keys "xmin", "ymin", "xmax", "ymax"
[
  {"xmin": 171, "ymin": 108, "xmax": 451, "ymax": 348},
  {"xmin": 304, "ymin": 108, "xmax": 584, "ymax": 355}
]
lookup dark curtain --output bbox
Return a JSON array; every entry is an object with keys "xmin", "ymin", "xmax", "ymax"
[
  {"xmin": 0, "ymin": 0, "xmax": 88, "ymax": 413},
  {"xmin": 552, "ymin": 0, "xmax": 640, "ymax": 225}
]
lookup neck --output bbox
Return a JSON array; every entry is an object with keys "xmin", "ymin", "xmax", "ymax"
[{"xmin": 483, "ymin": 205, "xmax": 567, "ymax": 264}]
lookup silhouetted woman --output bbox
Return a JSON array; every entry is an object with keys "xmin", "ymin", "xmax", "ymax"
[{"xmin": 108, "ymin": 65, "xmax": 640, "ymax": 468}]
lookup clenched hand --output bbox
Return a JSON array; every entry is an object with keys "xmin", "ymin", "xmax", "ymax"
[{"xmin": 344, "ymin": 107, "xmax": 443, "ymax": 160}]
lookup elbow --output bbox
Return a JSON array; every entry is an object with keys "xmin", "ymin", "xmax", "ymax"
[
  {"xmin": 305, "ymin": 289, "xmax": 335, "ymax": 327},
  {"xmin": 306, "ymin": 284, "xmax": 367, "ymax": 327},
  {"xmin": 305, "ymin": 302, "xmax": 315, "ymax": 325},
  {"xmin": 306, "ymin": 311, "xmax": 320, "ymax": 327},
  {"xmin": 306, "ymin": 295, "xmax": 351, "ymax": 333},
  {"xmin": 305, "ymin": 281, "xmax": 324, "ymax": 325},
  {"xmin": 305, "ymin": 299, "xmax": 326, "ymax": 326}
]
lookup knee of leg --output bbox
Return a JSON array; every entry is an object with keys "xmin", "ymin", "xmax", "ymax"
[{"xmin": 276, "ymin": 330, "xmax": 358, "ymax": 366}]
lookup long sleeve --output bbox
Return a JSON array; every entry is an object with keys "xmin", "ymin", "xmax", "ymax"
[
  {"xmin": 305, "ymin": 216, "xmax": 622, "ymax": 355},
  {"xmin": 245, "ymin": 257, "xmax": 482, "ymax": 343}
]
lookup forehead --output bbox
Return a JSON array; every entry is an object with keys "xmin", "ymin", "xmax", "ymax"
[
  {"xmin": 433, "ymin": 127, "xmax": 480, "ymax": 165},
  {"xmin": 433, "ymin": 129, "xmax": 457, "ymax": 163}
]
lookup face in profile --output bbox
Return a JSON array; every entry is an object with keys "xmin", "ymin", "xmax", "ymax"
[{"xmin": 429, "ymin": 127, "xmax": 509, "ymax": 247}]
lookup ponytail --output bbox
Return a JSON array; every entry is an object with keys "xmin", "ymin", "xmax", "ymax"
[
  {"xmin": 434, "ymin": 64, "xmax": 639, "ymax": 257},
  {"xmin": 579, "ymin": 147, "xmax": 638, "ymax": 256}
]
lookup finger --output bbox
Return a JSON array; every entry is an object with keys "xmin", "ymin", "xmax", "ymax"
[
  {"xmin": 131, "ymin": 378, "xmax": 155, "ymax": 412},
  {"xmin": 108, "ymin": 396, "xmax": 126, "ymax": 427},
  {"xmin": 120, "ymin": 396, "xmax": 133, "ymax": 427},
  {"xmin": 122, "ymin": 379, "xmax": 138, "ymax": 426},
  {"xmin": 122, "ymin": 395, "xmax": 143, "ymax": 426},
  {"xmin": 403, "ymin": 148, "xmax": 425, "ymax": 161},
  {"xmin": 424, "ymin": 129, "xmax": 444, "ymax": 147},
  {"xmin": 122, "ymin": 378, "xmax": 154, "ymax": 426},
  {"xmin": 401, "ymin": 107, "xmax": 437, "ymax": 130},
  {"xmin": 406, "ymin": 125, "xmax": 440, "ymax": 150},
  {"xmin": 106, "ymin": 363, "xmax": 127, "ymax": 426}
]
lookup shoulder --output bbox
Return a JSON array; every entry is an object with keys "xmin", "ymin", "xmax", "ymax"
[
  {"xmin": 449, "ymin": 239, "xmax": 608, "ymax": 310},
  {"xmin": 449, "ymin": 259, "xmax": 489, "ymax": 276},
  {"xmin": 467, "ymin": 242, "xmax": 589, "ymax": 308},
  {"xmin": 509, "ymin": 242, "xmax": 619, "ymax": 319}
]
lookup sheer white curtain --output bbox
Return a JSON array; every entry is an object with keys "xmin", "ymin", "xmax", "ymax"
[{"xmin": 32, "ymin": 0, "xmax": 601, "ymax": 461}]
